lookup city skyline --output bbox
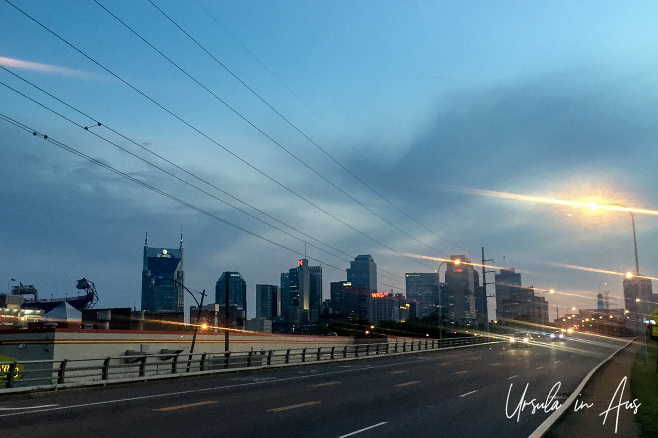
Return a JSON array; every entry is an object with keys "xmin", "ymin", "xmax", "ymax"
[{"xmin": 2, "ymin": 1, "xmax": 658, "ymax": 320}]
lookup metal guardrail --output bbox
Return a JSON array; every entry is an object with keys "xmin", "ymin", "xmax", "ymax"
[{"xmin": 0, "ymin": 336, "xmax": 496, "ymax": 391}]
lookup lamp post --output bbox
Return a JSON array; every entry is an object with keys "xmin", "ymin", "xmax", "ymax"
[
  {"xmin": 589, "ymin": 202, "xmax": 639, "ymax": 275},
  {"xmin": 153, "ymin": 277, "xmax": 206, "ymax": 372},
  {"xmin": 437, "ymin": 259, "xmax": 460, "ymax": 346}
]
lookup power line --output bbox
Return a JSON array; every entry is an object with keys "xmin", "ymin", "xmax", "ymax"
[
  {"xmin": 0, "ymin": 68, "xmax": 402, "ymax": 287},
  {"xmin": 92, "ymin": 0, "xmax": 443, "ymax": 268},
  {"xmin": 188, "ymin": 0, "xmax": 475, "ymax": 260},
  {"xmin": 2, "ymin": 0, "xmax": 436, "ymax": 274},
  {"xmin": 1, "ymin": 113, "xmax": 408, "ymax": 291}
]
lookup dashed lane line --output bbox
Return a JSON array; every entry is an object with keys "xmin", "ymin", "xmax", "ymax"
[
  {"xmin": 338, "ymin": 422, "xmax": 388, "ymax": 437},
  {"xmin": 310, "ymin": 381, "xmax": 340, "ymax": 388},
  {"xmin": 394, "ymin": 380, "xmax": 421, "ymax": 387},
  {"xmin": 154, "ymin": 400, "xmax": 217, "ymax": 412},
  {"xmin": 267, "ymin": 401, "xmax": 321, "ymax": 412}
]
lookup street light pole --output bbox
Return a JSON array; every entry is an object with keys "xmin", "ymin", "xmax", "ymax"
[
  {"xmin": 591, "ymin": 202, "xmax": 639, "ymax": 275},
  {"xmin": 154, "ymin": 277, "xmax": 206, "ymax": 372},
  {"xmin": 628, "ymin": 210, "xmax": 640, "ymax": 276},
  {"xmin": 438, "ymin": 261, "xmax": 447, "ymax": 347}
]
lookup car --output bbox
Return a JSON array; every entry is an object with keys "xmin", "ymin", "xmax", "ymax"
[
  {"xmin": 509, "ymin": 333, "xmax": 533, "ymax": 348},
  {"xmin": 548, "ymin": 330, "xmax": 567, "ymax": 341}
]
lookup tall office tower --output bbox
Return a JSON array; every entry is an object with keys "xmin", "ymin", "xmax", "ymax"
[
  {"xmin": 280, "ymin": 272, "xmax": 291, "ymax": 323},
  {"xmin": 347, "ymin": 255, "xmax": 377, "ymax": 292},
  {"xmin": 308, "ymin": 265, "xmax": 323, "ymax": 322},
  {"xmin": 215, "ymin": 272, "xmax": 247, "ymax": 312},
  {"xmin": 280, "ymin": 259, "xmax": 322, "ymax": 325},
  {"xmin": 405, "ymin": 273, "xmax": 439, "ymax": 318},
  {"xmin": 141, "ymin": 233, "xmax": 184, "ymax": 313},
  {"xmin": 444, "ymin": 255, "xmax": 477, "ymax": 325},
  {"xmin": 495, "ymin": 267, "xmax": 548, "ymax": 325},
  {"xmin": 495, "ymin": 267, "xmax": 523, "ymax": 321},
  {"xmin": 475, "ymin": 284, "xmax": 488, "ymax": 327},
  {"xmin": 330, "ymin": 280, "xmax": 368, "ymax": 318},
  {"xmin": 623, "ymin": 276, "xmax": 653, "ymax": 334},
  {"xmin": 256, "ymin": 284, "xmax": 280, "ymax": 320},
  {"xmin": 367, "ymin": 292, "xmax": 402, "ymax": 324}
]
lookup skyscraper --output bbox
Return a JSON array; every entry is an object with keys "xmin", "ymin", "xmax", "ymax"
[
  {"xmin": 623, "ymin": 276, "xmax": 653, "ymax": 334},
  {"xmin": 256, "ymin": 284, "xmax": 280, "ymax": 320},
  {"xmin": 495, "ymin": 268, "xmax": 548, "ymax": 325},
  {"xmin": 405, "ymin": 273, "xmax": 439, "ymax": 318},
  {"xmin": 141, "ymin": 233, "xmax": 184, "ymax": 313},
  {"xmin": 216, "ymin": 272, "xmax": 247, "ymax": 312},
  {"xmin": 444, "ymin": 255, "xmax": 477, "ymax": 325},
  {"xmin": 347, "ymin": 255, "xmax": 377, "ymax": 292},
  {"xmin": 330, "ymin": 281, "xmax": 368, "ymax": 318},
  {"xmin": 280, "ymin": 259, "xmax": 322, "ymax": 325}
]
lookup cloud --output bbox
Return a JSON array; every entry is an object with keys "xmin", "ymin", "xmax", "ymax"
[{"xmin": 0, "ymin": 56, "xmax": 96, "ymax": 79}]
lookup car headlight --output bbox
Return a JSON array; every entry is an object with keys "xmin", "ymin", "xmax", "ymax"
[
  {"xmin": 523, "ymin": 337, "xmax": 529, "ymax": 343},
  {"xmin": 549, "ymin": 334, "xmax": 555, "ymax": 338},
  {"xmin": 510, "ymin": 337, "xmax": 516, "ymax": 343}
]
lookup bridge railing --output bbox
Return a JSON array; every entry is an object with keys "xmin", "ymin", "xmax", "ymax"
[{"xmin": 0, "ymin": 335, "xmax": 498, "ymax": 391}]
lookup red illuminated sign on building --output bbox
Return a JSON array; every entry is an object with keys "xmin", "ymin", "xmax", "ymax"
[
  {"xmin": 297, "ymin": 260, "xmax": 303, "ymax": 266},
  {"xmin": 455, "ymin": 268, "xmax": 463, "ymax": 272},
  {"xmin": 371, "ymin": 292, "xmax": 389, "ymax": 298}
]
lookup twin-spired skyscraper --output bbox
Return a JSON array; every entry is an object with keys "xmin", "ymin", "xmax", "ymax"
[{"xmin": 141, "ymin": 233, "xmax": 184, "ymax": 313}]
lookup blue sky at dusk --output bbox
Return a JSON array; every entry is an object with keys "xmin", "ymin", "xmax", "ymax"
[{"xmin": 2, "ymin": 0, "xmax": 658, "ymax": 319}]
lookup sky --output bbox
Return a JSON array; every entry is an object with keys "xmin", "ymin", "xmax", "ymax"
[{"xmin": 2, "ymin": 0, "xmax": 658, "ymax": 321}]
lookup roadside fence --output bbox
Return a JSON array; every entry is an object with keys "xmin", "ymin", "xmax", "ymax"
[{"xmin": 0, "ymin": 335, "xmax": 497, "ymax": 391}]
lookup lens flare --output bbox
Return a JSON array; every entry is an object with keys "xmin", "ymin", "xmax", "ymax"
[{"xmin": 443, "ymin": 186, "xmax": 658, "ymax": 216}]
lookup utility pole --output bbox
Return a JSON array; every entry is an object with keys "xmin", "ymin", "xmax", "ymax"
[
  {"xmin": 481, "ymin": 247, "xmax": 495, "ymax": 333},
  {"xmin": 225, "ymin": 273, "xmax": 230, "ymax": 352}
]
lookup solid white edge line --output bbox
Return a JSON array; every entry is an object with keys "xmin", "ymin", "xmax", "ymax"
[
  {"xmin": 338, "ymin": 422, "xmax": 388, "ymax": 437},
  {"xmin": 527, "ymin": 339, "xmax": 634, "ymax": 438},
  {"xmin": 0, "ymin": 404, "xmax": 58, "ymax": 411},
  {"xmin": 459, "ymin": 390, "xmax": 478, "ymax": 397}
]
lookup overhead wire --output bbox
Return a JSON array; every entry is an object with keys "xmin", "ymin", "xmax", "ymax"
[
  {"xmin": 0, "ymin": 69, "xmax": 405, "ymax": 287},
  {"xmin": 92, "ymin": 0, "xmax": 443, "ymax": 268},
  {"xmin": 187, "ymin": 0, "xmax": 475, "ymax": 260},
  {"xmin": 145, "ymin": 0, "xmax": 459, "ymax": 257},
  {"xmin": 2, "ymin": 0, "xmax": 437, "ymax": 275},
  {"xmin": 0, "ymin": 113, "xmax": 355, "ymax": 278}
]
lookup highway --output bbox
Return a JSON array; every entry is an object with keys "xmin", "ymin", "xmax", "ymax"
[{"xmin": 0, "ymin": 335, "xmax": 629, "ymax": 438}]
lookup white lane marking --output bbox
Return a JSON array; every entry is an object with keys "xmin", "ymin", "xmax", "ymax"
[
  {"xmin": 536, "ymin": 366, "xmax": 543, "ymax": 370},
  {"xmin": 508, "ymin": 375, "xmax": 518, "ymax": 380},
  {"xmin": 0, "ymin": 343, "xmax": 500, "ymax": 418},
  {"xmin": 0, "ymin": 404, "xmax": 58, "ymax": 411},
  {"xmin": 0, "ymin": 354, "xmax": 468, "ymax": 418},
  {"xmin": 554, "ymin": 360, "xmax": 561, "ymax": 364},
  {"xmin": 459, "ymin": 390, "xmax": 478, "ymax": 398},
  {"xmin": 228, "ymin": 376, "xmax": 277, "ymax": 382},
  {"xmin": 339, "ymin": 422, "xmax": 388, "ymax": 437}
]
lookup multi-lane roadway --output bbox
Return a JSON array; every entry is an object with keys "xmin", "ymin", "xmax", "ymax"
[{"xmin": 0, "ymin": 334, "xmax": 629, "ymax": 437}]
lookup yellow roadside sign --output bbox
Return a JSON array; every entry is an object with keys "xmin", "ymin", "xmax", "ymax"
[
  {"xmin": 0, "ymin": 356, "xmax": 24, "ymax": 381},
  {"xmin": 649, "ymin": 307, "xmax": 658, "ymax": 337}
]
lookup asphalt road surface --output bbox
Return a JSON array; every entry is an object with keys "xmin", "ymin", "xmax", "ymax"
[{"xmin": 0, "ymin": 335, "xmax": 628, "ymax": 438}]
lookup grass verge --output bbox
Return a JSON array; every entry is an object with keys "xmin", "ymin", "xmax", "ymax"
[{"xmin": 630, "ymin": 335, "xmax": 658, "ymax": 437}]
